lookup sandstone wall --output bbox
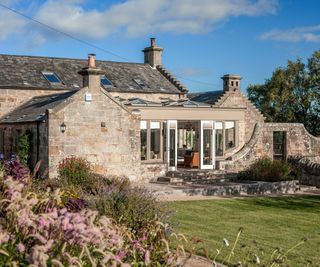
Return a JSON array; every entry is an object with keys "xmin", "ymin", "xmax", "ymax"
[
  {"xmin": 0, "ymin": 88, "xmax": 71, "ymax": 118},
  {"xmin": 48, "ymin": 88, "xmax": 141, "ymax": 180},
  {"xmin": 221, "ymin": 123, "xmax": 320, "ymax": 172},
  {"xmin": 216, "ymin": 90, "xmax": 265, "ymax": 144}
]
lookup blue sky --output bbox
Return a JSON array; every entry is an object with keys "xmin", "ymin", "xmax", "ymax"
[{"xmin": 0, "ymin": 0, "xmax": 319, "ymax": 92}]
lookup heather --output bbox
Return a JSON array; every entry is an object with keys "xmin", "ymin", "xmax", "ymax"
[{"xmin": 0, "ymin": 159, "xmax": 187, "ymax": 266}]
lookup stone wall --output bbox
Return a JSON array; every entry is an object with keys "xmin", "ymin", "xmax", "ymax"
[
  {"xmin": 140, "ymin": 162, "xmax": 167, "ymax": 182},
  {"xmin": 0, "ymin": 88, "xmax": 71, "ymax": 117},
  {"xmin": 216, "ymin": 90, "xmax": 265, "ymax": 144},
  {"xmin": 48, "ymin": 87, "xmax": 141, "ymax": 180},
  {"xmin": 0, "ymin": 122, "xmax": 48, "ymax": 174},
  {"xmin": 221, "ymin": 123, "xmax": 320, "ymax": 172},
  {"xmin": 288, "ymin": 156, "xmax": 320, "ymax": 187}
]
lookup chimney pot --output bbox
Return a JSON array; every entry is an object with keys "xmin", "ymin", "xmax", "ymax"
[
  {"xmin": 88, "ymin": 53, "xmax": 96, "ymax": 68},
  {"xmin": 151, "ymin": 37, "xmax": 156, "ymax": 47}
]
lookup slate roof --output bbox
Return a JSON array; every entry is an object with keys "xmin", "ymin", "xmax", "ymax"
[
  {"xmin": 0, "ymin": 54, "xmax": 184, "ymax": 94},
  {"xmin": 188, "ymin": 90, "xmax": 225, "ymax": 105},
  {"xmin": 0, "ymin": 91, "xmax": 76, "ymax": 123}
]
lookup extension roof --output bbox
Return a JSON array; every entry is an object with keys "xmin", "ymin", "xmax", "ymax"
[
  {"xmin": 188, "ymin": 90, "xmax": 225, "ymax": 105},
  {"xmin": 0, "ymin": 54, "xmax": 186, "ymax": 94},
  {"xmin": 0, "ymin": 91, "xmax": 76, "ymax": 123}
]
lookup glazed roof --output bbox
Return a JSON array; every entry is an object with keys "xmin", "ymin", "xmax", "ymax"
[{"xmin": 188, "ymin": 90, "xmax": 225, "ymax": 105}]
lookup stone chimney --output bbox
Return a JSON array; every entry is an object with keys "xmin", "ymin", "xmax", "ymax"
[
  {"xmin": 78, "ymin": 54, "xmax": 105, "ymax": 92},
  {"xmin": 221, "ymin": 74, "xmax": 242, "ymax": 92},
  {"xmin": 142, "ymin": 38, "xmax": 163, "ymax": 67}
]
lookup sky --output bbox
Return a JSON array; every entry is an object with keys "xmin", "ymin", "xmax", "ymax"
[{"xmin": 0, "ymin": 0, "xmax": 319, "ymax": 93}]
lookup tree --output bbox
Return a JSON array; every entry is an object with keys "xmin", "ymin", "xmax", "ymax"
[{"xmin": 247, "ymin": 50, "xmax": 320, "ymax": 136}]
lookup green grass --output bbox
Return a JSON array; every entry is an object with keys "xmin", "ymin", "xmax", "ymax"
[{"xmin": 169, "ymin": 196, "xmax": 320, "ymax": 266}]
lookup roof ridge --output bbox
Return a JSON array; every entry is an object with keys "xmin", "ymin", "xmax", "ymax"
[
  {"xmin": 156, "ymin": 65, "xmax": 188, "ymax": 94},
  {"xmin": 0, "ymin": 53, "xmax": 146, "ymax": 65}
]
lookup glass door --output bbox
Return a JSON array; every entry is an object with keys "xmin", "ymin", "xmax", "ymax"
[
  {"xmin": 200, "ymin": 120, "xmax": 215, "ymax": 169},
  {"xmin": 167, "ymin": 120, "xmax": 177, "ymax": 171}
]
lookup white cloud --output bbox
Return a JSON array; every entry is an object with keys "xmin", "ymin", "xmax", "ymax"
[
  {"xmin": 261, "ymin": 25, "xmax": 320, "ymax": 43},
  {"xmin": 0, "ymin": 0, "xmax": 278, "ymax": 44}
]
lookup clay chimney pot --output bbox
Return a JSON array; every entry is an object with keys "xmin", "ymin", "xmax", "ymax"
[
  {"xmin": 151, "ymin": 37, "xmax": 156, "ymax": 47},
  {"xmin": 88, "ymin": 53, "xmax": 96, "ymax": 68}
]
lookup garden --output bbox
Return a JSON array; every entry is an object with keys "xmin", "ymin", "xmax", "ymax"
[{"xmin": 0, "ymin": 155, "xmax": 319, "ymax": 266}]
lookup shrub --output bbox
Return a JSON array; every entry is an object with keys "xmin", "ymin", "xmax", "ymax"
[
  {"xmin": 4, "ymin": 159, "xmax": 30, "ymax": 183},
  {"xmin": 237, "ymin": 157, "xmax": 293, "ymax": 182},
  {"xmin": 0, "ymin": 169, "xmax": 185, "ymax": 266},
  {"xmin": 88, "ymin": 176, "xmax": 168, "ymax": 234},
  {"xmin": 58, "ymin": 156, "xmax": 93, "ymax": 189}
]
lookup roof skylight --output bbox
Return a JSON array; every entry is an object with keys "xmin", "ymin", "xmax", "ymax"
[
  {"xmin": 100, "ymin": 75, "xmax": 112, "ymax": 88},
  {"xmin": 42, "ymin": 71, "xmax": 62, "ymax": 84},
  {"xmin": 133, "ymin": 78, "xmax": 146, "ymax": 88}
]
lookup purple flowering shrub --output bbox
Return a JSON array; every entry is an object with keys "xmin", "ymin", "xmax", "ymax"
[
  {"xmin": 4, "ymin": 159, "xmax": 29, "ymax": 183},
  {"xmin": 0, "ymin": 172, "xmax": 187, "ymax": 266}
]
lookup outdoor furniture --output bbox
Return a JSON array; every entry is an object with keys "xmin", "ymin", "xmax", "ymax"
[{"xmin": 184, "ymin": 151, "xmax": 199, "ymax": 168}]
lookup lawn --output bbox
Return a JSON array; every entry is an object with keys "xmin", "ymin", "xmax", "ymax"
[{"xmin": 169, "ymin": 196, "xmax": 320, "ymax": 266}]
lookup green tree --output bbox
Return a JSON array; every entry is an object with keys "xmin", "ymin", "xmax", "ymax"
[{"xmin": 248, "ymin": 50, "xmax": 320, "ymax": 136}]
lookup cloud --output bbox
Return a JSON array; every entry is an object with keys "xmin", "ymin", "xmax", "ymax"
[
  {"xmin": 261, "ymin": 25, "xmax": 320, "ymax": 43},
  {"xmin": 0, "ymin": 0, "xmax": 278, "ymax": 44}
]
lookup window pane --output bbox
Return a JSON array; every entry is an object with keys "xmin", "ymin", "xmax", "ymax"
[
  {"xmin": 203, "ymin": 129, "xmax": 212, "ymax": 165},
  {"xmin": 169, "ymin": 129, "xmax": 176, "ymax": 166},
  {"xmin": 225, "ymin": 121, "xmax": 235, "ymax": 150},
  {"xmin": 215, "ymin": 122, "xmax": 223, "ymax": 156},
  {"xmin": 140, "ymin": 121, "xmax": 147, "ymax": 160},
  {"xmin": 151, "ymin": 121, "xmax": 161, "ymax": 159},
  {"xmin": 140, "ymin": 121, "xmax": 147, "ymax": 130},
  {"xmin": 42, "ymin": 72, "xmax": 61, "ymax": 84},
  {"xmin": 101, "ymin": 75, "xmax": 112, "ymax": 87}
]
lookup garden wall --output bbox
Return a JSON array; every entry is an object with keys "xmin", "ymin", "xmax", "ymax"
[{"xmin": 220, "ymin": 123, "xmax": 320, "ymax": 172}]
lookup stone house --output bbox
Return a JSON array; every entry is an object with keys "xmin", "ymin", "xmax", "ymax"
[{"xmin": 0, "ymin": 38, "xmax": 319, "ymax": 180}]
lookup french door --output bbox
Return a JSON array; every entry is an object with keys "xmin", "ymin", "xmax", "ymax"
[
  {"xmin": 200, "ymin": 120, "xmax": 215, "ymax": 169},
  {"xmin": 166, "ymin": 120, "xmax": 177, "ymax": 171}
]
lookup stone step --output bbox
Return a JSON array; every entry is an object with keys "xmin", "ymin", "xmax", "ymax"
[
  {"xmin": 156, "ymin": 176, "xmax": 233, "ymax": 184},
  {"xmin": 157, "ymin": 176, "xmax": 184, "ymax": 183},
  {"xmin": 166, "ymin": 170, "xmax": 226, "ymax": 178}
]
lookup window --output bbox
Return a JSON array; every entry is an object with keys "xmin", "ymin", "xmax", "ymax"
[
  {"xmin": 42, "ymin": 71, "xmax": 62, "ymax": 84},
  {"xmin": 150, "ymin": 122, "xmax": 161, "ymax": 159},
  {"xmin": 215, "ymin": 121, "xmax": 237, "ymax": 157},
  {"xmin": 225, "ymin": 121, "xmax": 235, "ymax": 150},
  {"xmin": 231, "ymin": 81, "xmax": 234, "ymax": 86},
  {"xmin": 134, "ymin": 79, "xmax": 146, "ymax": 88},
  {"xmin": 215, "ymin": 122, "xmax": 223, "ymax": 156},
  {"xmin": 140, "ymin": 121, "xmax": 147, "ymax": 160},
  {"xmin": 140, "ymin": 121, "xmax": 163, "ymax": 161},
  {"xmin": 236, "ymin": 81, "xmax": 239, "ymax": 86},
  {"xmin": 101, "ymin": 75, "xmax": 112, "ymax": 88}
]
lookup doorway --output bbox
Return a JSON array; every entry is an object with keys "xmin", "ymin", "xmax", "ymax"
[{"xmin": 273, "ymin": 131, "xmax": 287, "ymax": 160}]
